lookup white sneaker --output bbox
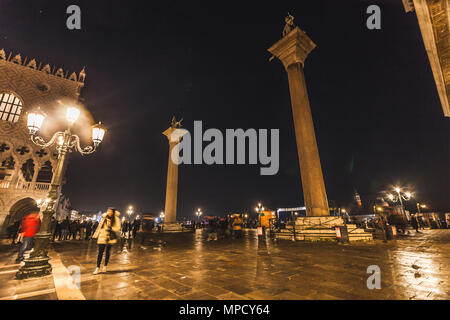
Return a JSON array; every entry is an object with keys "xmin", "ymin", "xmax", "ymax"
[
  {"xmin": 101, "ymin": 266, "xmax": 107, "ymax": 273},
  {"xmin": 93, "ymin": 267, "xmax": 100, "ymax": 275}
]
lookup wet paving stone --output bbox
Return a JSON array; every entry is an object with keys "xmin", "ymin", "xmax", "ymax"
[{"xmin": 1, "ymin": 229, "xmax": 449, "ymax": 300}]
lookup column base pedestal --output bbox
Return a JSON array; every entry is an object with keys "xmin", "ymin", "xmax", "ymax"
[
  {"xmin": 161, "ymin": 223, "xmax": 190, "ymax": 233},
  {"xmin": 275, "ymin": 217, "xmax": 373, "ymax": 242}
]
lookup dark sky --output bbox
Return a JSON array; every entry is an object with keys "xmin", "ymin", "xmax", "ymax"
[{"xmin": 1, "ymin": 0, "xmax": 449, "ymax": 216}]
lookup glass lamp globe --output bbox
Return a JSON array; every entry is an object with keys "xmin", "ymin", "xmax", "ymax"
[
  {"xmin": 66, "ymin": 107, "xmax": 80, "ymax": 124},
  {"xmin": 27, "ymin": 108, "xmax": 46, "ymax": 135},
  {"xmin": 92, "ymin": 122, "xmax": 106, "ymax": 147}
]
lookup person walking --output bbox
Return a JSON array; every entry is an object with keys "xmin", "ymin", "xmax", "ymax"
[
  {"xmin": 119, "ymin": 219, "xmax": 130, "ymax": 252},
  {"xmin": 16, "ymin": 212, "xmax": 40, "ymax": 262},
  {"xmin": 121, "ymin": 220, "xmax": 130, "ymax": 238},
  {"xmin": 92, "ymin": 208, "xmax": 121, "ymax": 275}
]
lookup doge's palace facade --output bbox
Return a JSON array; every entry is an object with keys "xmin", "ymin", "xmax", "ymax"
[{"xmin": 0, "ymin": 49, "xmax": 85, "ymax": 234}]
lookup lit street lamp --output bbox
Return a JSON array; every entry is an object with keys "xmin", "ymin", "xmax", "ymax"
[
  {"xmin": 16, "ymin": 106, "xmax": 105, "ymax": 279},
  {"xmin": 255, "ymin": 203, "xmax": 267, "ymax": 228},
  {"xmin": 127, "ymin": 206, "xmax": 134, "ymax": 221},
  {"xmin": 416, "ymin": 203, "xmax": 426, "ymax": 215},
  {"xmin": 386, "ymin": 186, "xmax": 412, "ymax": 222},
  {"xmin": 126, "ymin": 206, "xmax": 134, "ymax": 238},
  {"xmin": 195, "ymin": 208, "xmax": 202, "ymax": 221},
  {"xmin": 255, "ymin": 203, "xmax": 265, "ymax": 213},
  {"xmin": 160, "ymin": 211, "xmax": 165, "ymax": 222},
  {"xmin": 36, "ymin": 198, "xmax": 50, "ymax": 209}
]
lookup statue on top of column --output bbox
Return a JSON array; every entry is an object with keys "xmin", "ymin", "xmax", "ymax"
[
  {"xmin": 283, "ymin": 13, "xmax": 296, "ymax": 37},
  {"xmin": 170, "ymin": 116, "xmax": 183, "ymax": 128}
]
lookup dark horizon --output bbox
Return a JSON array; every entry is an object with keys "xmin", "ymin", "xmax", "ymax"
[{"xmin": 1, "ymin": 0, "xmax": 449, "ymax": 217}]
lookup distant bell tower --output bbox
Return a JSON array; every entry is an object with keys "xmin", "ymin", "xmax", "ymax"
[{"xmin": 354, "ymin": 190, "xmax": 362, "ymax": 207}]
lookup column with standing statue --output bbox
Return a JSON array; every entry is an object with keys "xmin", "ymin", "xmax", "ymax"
[{"xmin": 269, "ymin": 15, "xmax": 373, "ymax": 241}]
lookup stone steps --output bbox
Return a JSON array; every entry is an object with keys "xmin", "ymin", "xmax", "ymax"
[{"xmin": 276, "ymin": 217, "xmax": 373, "ymax": 242}]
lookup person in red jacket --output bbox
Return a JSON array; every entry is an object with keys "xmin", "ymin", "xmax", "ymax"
[{"xmin": 16, "ymin": 212, "xmax": 41, "ymax": 262}]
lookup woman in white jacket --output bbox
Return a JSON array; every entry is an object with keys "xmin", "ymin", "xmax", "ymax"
[{"xmin": 92, "ymin": 208, "xmax": 121, "ymax": 275}]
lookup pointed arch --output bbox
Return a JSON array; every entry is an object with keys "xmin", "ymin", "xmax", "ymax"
[
  {"xmin": 2, "ymin": 197, "xmax": 39, "ymax": 230},
  {"xmin": 20, "ymin": 158, "xmax": 34, "ymax": 182}
]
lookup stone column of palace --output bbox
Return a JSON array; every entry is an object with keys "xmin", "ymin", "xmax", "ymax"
[
  {"xmin": 163, "ymin": 127, "xmax": 188, "ymax": 224},
  {"xmin": 268, "ymin": 27, "xmax": 329, "ymax": 217}
]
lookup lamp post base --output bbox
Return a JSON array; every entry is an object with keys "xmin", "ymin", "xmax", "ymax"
[{"xmin": 16, "ymin": 233, "xmax": 52, "ymax": 280}]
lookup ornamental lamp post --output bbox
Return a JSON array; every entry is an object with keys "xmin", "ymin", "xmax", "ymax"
[
  {"xmin": 16, "ymin": 106, "xmax": 105, "ymax": 279},
  {"xmin": 255, "ymin": 203, "xmax": 261, "ymax": 226},
  {"xmin": 127, "ymin": 206, "xmax": 134, "ymax": 221},
  {"xmin": 340, "ymin": 208, "xmax": 347, "ymax": 226},
  {"xmin": 416, "ymin": 203, "xmax": 426, "ymax": 215},
  {"xmin": 386, "ymin": 186, "xmax": 412, "ymax": 222},
  {"xmin": 127, "ymin": 206, "xmax": 134, "ymax": 238},
  {"xmin": 195, "ymin": 208, "xmax": 202, "ymax": 222}
]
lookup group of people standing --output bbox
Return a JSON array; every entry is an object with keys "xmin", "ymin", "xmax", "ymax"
[
  {"xmin": 6, "ymin": 208, "xmax": 141, "ymax": 275},
  {"xmin": 120, "ymin": 219, "xmax": 141, "ymax": 239},
  {"xmin": 51, "ymin": 217, "xmax": 99, "ymax": 242},
  {"xmin": 204, "ymin": 215, "xmax": 245, "ymax": 241}
]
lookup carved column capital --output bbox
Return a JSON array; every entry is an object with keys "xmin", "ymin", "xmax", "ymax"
[{"xmin": 268, "ymin": 27, "xmax": 317, "ymax": 70}]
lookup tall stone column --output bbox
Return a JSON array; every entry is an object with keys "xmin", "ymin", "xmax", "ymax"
[
  {"xmin": 269, "ymin": 27, "xmax": 329, "ymax": 217},
  {"xmin": 163, "ymin": 126, "xmax": 188, "ymax": 224}
]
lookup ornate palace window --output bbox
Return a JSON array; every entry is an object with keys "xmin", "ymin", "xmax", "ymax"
[{"xmin": 0, "ymin": 93, "xmax": 23, "ymax": 123}]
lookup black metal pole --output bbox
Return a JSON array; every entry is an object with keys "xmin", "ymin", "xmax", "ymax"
[{"xmin": 16, "ymin": 129, "xmax": 71, "ymax": 279}]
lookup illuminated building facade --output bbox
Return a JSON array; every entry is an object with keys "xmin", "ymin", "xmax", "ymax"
[{"xmin": 0, "ymin": 49, "xmax": 85, "ymax": 233}]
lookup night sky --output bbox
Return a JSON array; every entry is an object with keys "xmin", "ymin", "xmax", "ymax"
[{"xmin": 1, "ymin": 0, "xmax": 448, "ymax": 217}]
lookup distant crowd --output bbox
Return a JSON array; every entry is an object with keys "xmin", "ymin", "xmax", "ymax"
[
  {"xmin": 191, "ymin": 215, "xmax": 254, "ymax": 241},
  {"xmin": 5, "ymin": 213, "xmax": 142, "ymax": 263}
]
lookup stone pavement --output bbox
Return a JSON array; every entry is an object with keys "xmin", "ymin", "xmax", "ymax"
[
  {"xmin": 0, "ymin": 241, "xmax": 57, "ymax": 300},
  {"xmin": 0, "ymin": 229, "xmax": 449, "ymax": 300}
]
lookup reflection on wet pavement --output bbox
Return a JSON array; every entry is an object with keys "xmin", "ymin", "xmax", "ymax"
[{"xmin": 39, "ymin": 230, "xmax": 450, "ymax": 299}]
